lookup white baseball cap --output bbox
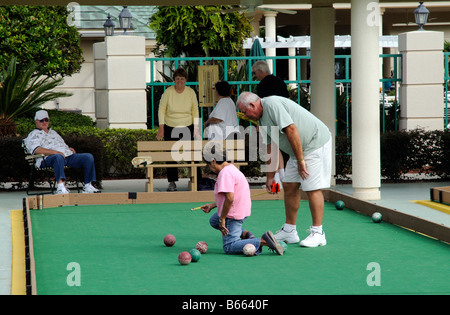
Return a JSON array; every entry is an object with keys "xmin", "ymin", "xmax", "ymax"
[{"xmin": 34, "ymin": 110, "xmax": 49, "ymax": 121}]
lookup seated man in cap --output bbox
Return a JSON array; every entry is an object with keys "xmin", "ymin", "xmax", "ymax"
[{"xmin": 24, "ymin": 110, "xmax": 99, "ymax": 194}]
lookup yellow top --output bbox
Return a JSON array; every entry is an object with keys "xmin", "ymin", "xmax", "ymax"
[{"xmin": 158, "ymin": 86, "xmax": 199, "ymax": 127}]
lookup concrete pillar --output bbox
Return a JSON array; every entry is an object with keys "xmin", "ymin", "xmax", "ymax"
[
  {"xmin": 399, "ymin": 31, "xmax": 444, "ymax": 131},
  {"xmin": 351, "ymin": 0, "xmax": 381, "ymax": 200},
  {"xmin": 93, "ymin": 42, "xmax": 108, "ymax": 129},
  {"xmin": 94, "ymin": 35, "xmax": 147, "ymax": 129},
  {"xmin": 310, "ymin": 4, "xmax": 336, "ymax": 184},
  {"xmin": 264, "ymin": 11, "xmax": 277, "ymax": 71}
]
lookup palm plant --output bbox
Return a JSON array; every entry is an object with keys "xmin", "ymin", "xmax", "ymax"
[{"xmin": 0, "ymin": 58, "xmax": 71, "ymax": 135}]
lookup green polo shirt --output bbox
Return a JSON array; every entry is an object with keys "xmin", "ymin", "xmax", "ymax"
[{"xmin": 259, "ymin": 96, "xmax": 331, "ymax": 158}]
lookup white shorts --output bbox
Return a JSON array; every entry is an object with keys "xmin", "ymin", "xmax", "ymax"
[{"xmin": 283, "ymin": 137, "xmax": 332, "ymax": 191}]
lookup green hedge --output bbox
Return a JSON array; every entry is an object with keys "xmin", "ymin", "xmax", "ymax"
[{"xmin": 337, "ymin": 129, "xmax": 450, "ymax": 181}]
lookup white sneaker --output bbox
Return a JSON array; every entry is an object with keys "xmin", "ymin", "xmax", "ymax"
[
  {"xmin": 299, "ymin": 229, "xmax": 327, "ymax": 247},
  {"xmin": 82, "ymin": 183, "xmax": 99, "ymax": 194},
  {"xmin": 56, "ymin": 186, "xmax": 70, "ymax": 194},
  {"xmin": 274, "ymin": 227, "xmax": 300, "ymax": 243}
]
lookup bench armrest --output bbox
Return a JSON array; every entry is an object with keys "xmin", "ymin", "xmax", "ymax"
[{"xmin": 25, "ymin": 154, "xmax": 45, "ymax": 161}]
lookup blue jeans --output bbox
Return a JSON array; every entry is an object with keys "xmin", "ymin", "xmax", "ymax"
[
  {"xmin": 209, "ymin": 212, "xmax": 262, "ymax": 255},
  {"xmin": 41, "ymin": 153, "xmax": 96, "ymax": 184}
]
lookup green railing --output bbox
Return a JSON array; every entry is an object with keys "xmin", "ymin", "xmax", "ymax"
[
  {"xmin": 332, "ymin": 54, "xmax": 402, "ymax": 137},
  {"xmin": 146, "ymin": 54, "xmax": 402, "ymax": 134}
]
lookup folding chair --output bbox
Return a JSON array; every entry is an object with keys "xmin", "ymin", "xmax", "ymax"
[{"xmin": 22, "ymin": 140, "xmax": 81, "ymax": 195}]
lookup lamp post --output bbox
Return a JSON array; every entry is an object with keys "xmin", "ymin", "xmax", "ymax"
[
  {"xmin": 119, "ymin": 6, "xmax": 133, "ymax": 34},
  {"xmin": 103, "ymin": 14, "xmax": 115, "ymax": 36},
  {"xmin": 414, "ymin": 2, "xmax": 430, "ymax": 31}
]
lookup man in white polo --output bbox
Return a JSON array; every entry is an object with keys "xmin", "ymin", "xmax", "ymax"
[
  {"xmin": 24, "ymin": 110, "xmax": 99, "ymax": 195},
  {"xmin": 236, "ymin": 92, "xmax": 332, "ymax": 247}
]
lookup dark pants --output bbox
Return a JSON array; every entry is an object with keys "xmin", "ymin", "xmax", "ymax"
[{"xmin": 163, "ymin": 124, "xmax": 202, "ymax": 183}]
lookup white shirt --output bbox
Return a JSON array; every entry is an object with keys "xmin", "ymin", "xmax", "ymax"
[
  {"xmin": 24, "ymin": 128, "xmax": 73, "ymax": 167},
  {"xmin": 206, "ymin": 97, "xmax": 240, "ymax": 140}
]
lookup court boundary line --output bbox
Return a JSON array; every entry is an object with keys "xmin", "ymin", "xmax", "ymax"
[
  {"xmin": 10, "ymin": 210, "xmax": 26, "ymax": 295},
  {"xmin": 412, "ymin": 200, "xmax": 450, "ymax": 215}
]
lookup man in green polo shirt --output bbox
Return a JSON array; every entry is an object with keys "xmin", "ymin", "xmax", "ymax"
[{"xmin": 236, "ymin": 92, "xmax": 332, "ymax": 247}]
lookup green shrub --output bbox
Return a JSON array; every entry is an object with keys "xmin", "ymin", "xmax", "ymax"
[
  {"xmin": 15, "ymin": 109, "xmax": 95, "ymax": 136},
  {"xmin": 95, "ymin": 128, "xmax": 158, "ymax": 177},
  {"xmin": 380, "ymin": 130, "xmax": 410, "ymax": 180},
  {"xmin": 335, "ymin": 132, "xmax": 352, "ymax": 180}
]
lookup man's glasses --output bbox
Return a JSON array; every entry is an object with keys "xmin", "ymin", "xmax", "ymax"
[{"xmin": 39, "ymin": 118, "xmax": 49, "ymax": 123}]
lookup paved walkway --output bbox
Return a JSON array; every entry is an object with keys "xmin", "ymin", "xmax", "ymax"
[{"xmin": 1, "ymin": 178, "xmax": 449, "ymax": 295}]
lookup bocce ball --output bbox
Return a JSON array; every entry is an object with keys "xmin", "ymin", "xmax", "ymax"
[
  {"xmin": 189, "ymin": 249, "xmax": 201, "ymax": 262},
  {"xmin": 243, "ymin": 243, "xmax": 256, "ymax": 256},
  {"xmin": 372, "ymin": 212, "xmax": 383, "ymax": 223},
  {"xmin": 178, "ymin": 251, "xmax": 192, "ymax": 265},
  {"xmin": 196, "ymin": 241, "xmax": 208, "ymax": 254},
  {"xmin": 163, "ymin": 234, "xmax": 176, "ymax": 247},
  {"xmin": 335, "ymin": 200, "xmax": 345, "ymax": 210}
]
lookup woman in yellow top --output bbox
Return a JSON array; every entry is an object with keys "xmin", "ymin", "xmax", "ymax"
[{"xmin": 157, "ymin": 67, "xmax": 200, "ymax": 191}]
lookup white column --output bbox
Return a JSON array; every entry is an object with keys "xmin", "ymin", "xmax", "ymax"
[
  {"xmin": 351, "ymin": 0, "xmax": 381, "ymax": 200},
  {"xmin": 251, "ymin": 12, "xmax": 263, "ymax": 37},
  {"xmin": 399, "ymin": 31, "xmax": 444, "ymax": 131},
  {"xmin": 288, "ymin": 47, "xmax": 296, "ymax": 89},
  {"xmin": 264, "ymin": 11, "xmax": 277, "ymax": 71},
  {"xmin": 104, "ymin": 35, "xmax": 147, "ymax": 129},
  {"xmin": 310, "ymin": 4, "xmax": 336, "ymax": 185}
]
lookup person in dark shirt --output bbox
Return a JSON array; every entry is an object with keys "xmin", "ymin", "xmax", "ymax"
[{"xmin": 251, "ymin": 60, "xmax": 290, "ymax": 98}]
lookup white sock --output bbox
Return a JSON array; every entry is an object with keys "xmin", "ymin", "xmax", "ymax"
[
  {"xmin": 84, "ymin": 183, "xmax": 91, "ymax": 187},
  {"xmin": 57, "ymin": 182, "xmax": 65, "ymax": 189},
  {"xmin": 283, "ymin": 223, "xmax": 296, "ymax": 233},
  {"xmin": 311, "ymin": 225, "xmax": 323, "ymax": 234}
]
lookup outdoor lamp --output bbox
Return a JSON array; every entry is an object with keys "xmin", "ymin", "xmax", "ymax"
[
  {"xmin": 103, "ymin": 14, "xmax": 115, "ymax": 36},
  {"xmin": 414, "ymin": 2, "xmax": 430, "ymax": 31},
  {"xmin": 119, "ymin": 6, "xmax": 132, "ymax": 34}
]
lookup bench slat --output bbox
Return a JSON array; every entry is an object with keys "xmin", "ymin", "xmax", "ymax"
[
  {"xmin": 137, "ymin": 140, "xmax": 202, "ymax": 151},
  {"xmin": 137, "ymin": 139, "xmax": 246, "ymax": 151},
  {"xmin": 137, "ymin": 150, "xmax": 245, "ymax": 162},
  {"xmin": 137, "ymin": 151, "xmax": 202, "ymax": 162}
]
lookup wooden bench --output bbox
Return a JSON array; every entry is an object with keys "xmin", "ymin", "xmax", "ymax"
[{"xmin": 137, "ymin": 139, "xmax": 248, "ymax": 192}]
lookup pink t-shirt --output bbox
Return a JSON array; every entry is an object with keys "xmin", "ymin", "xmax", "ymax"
[{"xmin": 215, "ymin": 164, "xmax": 251, "ymax": 220}]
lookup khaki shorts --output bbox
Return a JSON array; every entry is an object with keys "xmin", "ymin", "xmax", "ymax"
[{"xmin": 283, "ymin": 137, "xmax": 332, "ymax": 191}]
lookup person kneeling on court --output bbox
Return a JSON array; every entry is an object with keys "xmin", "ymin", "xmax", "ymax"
[
  {"xmin": 24, "ymin": 110, "xmax": 99, "ymax": 195},
  {"xmin": 200, "ymin": 142, "xmax": 283, "ymax": 256}
]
